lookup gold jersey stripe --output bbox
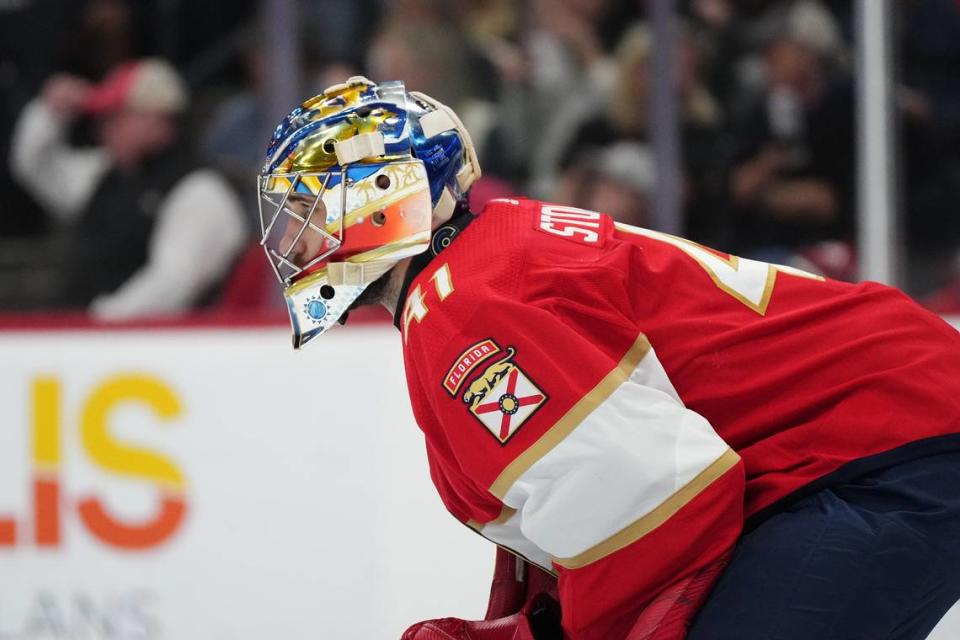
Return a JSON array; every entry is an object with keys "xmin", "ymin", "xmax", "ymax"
[
  {"xmin": 614, "ymin": 222, "xmax": 823, "ymax": 315},
  {"xmin": 488, "ymin": 334, "xmax": 653, "ymax": 500},
  {"xmin": 552, "ymin": 448, "xmax": 741, "ymax": 570}
]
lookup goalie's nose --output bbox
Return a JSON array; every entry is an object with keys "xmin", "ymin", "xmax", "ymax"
[
  {"xmin": 276, "ymin": 197, "xmax": 328, "ymax": 267},
  {"xmin": 280, "ymin": 217, "xmax": 311, "ymax": 265}
]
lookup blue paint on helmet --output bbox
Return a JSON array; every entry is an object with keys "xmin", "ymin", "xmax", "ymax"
[
  {"xmin": 261, "ymin": 78, "xmax": 477, "ymax": 213},
  {"xmin": 306, "ymin": 299, "xmax": 327, "ymax": 321}
]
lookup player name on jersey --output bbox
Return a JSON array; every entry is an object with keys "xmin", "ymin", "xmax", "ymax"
[{"xmin": 537, "ymin": 204, "xmax": 603, "ymax": 245}]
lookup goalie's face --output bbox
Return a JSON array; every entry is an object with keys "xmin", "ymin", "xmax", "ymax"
[
  {"xmin": 279, "ymin": 194, "xmax": 328, "ymax": 269},
  {"xmin": 257, "ymin": 161, "xmax": 435, "ymax": 348},
  {"xmin": 259, "ymin": 170, "xmax": 347, "ymax": 284},
  {"xmin": 258, "ymin": 162, "xmax": 434, "ymax": 286}
]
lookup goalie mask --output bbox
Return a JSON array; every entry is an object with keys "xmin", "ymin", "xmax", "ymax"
[{"xmin": 259, "ymin": 77, "xmax": 480, "ymax": 349}]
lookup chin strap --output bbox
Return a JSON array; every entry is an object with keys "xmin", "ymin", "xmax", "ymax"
[
  {"xmin": 327, "ymin": 260, "xmax": 395, "ymax": 286},
  {"xmin": 433, "ymin": 186, "xmax": 458, "ymax": 226},
  {"xmin": 325, "ymin": 260, "xmax": 397, "ymax": 327},
  {"xmin": 334, "ymin": 131, "xmax": 386, "ymax": 165}
]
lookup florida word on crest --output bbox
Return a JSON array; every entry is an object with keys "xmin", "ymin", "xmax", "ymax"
[{"xmin": 445, "ymin": 339, "xmax": 547, "ymax": 445}]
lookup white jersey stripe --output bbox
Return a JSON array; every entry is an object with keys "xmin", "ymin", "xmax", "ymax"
[
  {"xmin": 552, "ymin": 448, "xmax": 740, "ymax": 569},
  {"xmin": 492, "ymin": 336, "xmax": 733, "ymax": 565},
  {"xmin": 489, "ymin": 335, "xmax": 652, "ymax": 499},
  {"xmin": 469, "ymin": 507, "xmax": 555, "ymax": 574}
]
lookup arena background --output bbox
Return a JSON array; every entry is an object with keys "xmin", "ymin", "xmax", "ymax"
[{"xmin": 2, "ymin": 1, "xmax": 960, "ymax": 638}]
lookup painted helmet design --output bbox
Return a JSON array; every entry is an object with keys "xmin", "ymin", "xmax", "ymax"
[{"xmin": 258, "ymin": 77, "xmax": 480, "ymax": 348}]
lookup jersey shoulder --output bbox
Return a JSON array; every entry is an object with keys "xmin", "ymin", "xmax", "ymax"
[
  {"xmin": 488, "ymin": 197, "xmax": 617, "ymax": 252},
  {"xmin": 399, "ymin": 198, "xmax": 531, "ymax": 348},
  {"xmin": 400, "ymin": 198, "xmax": 622, "ymax": 347},
  {"xmin": 400, "ymin": 197, "xmax": 639, "ymax": 404}
]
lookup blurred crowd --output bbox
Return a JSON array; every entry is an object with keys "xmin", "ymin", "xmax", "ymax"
[{"xmin": 2, "ymin": 0, "xmax": 960, "ymax": 318}]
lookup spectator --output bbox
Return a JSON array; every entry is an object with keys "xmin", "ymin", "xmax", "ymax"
[
  {"xmin": 10, "ymin": 58, "xmax": 247, "ymax": 319},
  {"xmin": 202, "ymin": 31, "xmax": 272, "ymax": 188},
  {"xmin": 685, "ymin": 0, "xmax": 846, "ymax": 118},
  {"xmin": 61, "ymin": 0, "xmax": 139, "ymax": 81},
  {"xmin": 525, "ymin": 0, "xmax": 626, "ymax": 103},
  {"xmin": 367, "ymin": 10, "xmax": 482, "ymax": 111},
  {"xmin": 727, "ymin": 12, "xmax": 853, "ymax": 259},
  {"xmin": 897, "ymin": 0, "xmax": 960, "ymax": 280},
  {"xmin": 541, "ymin": 22, "xmax": 723, "ymax": 239},
  {"xmin": 523, "ymin": 0, "xmax": 618, "ymax": 183},
  {"xmin": 558, "ymin": 141, "xmax": 656, "ymax": 228},
  {"xmin": 366, "ymin": 16, "xmax": 506, "ymax": 178}
]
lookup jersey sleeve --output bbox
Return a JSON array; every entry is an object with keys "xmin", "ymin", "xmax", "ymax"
[{"xmin": 425, "ymin": 298, "xmax": 745, "ymax": 640}]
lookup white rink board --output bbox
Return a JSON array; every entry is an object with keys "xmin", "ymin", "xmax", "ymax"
[
  {"xmin": 0, "ymin": 326, "xmax": 491, "ymax": 639},
  {"xmin": 0, "ymin": 322, "xmax": 958, "ymax": 640}
]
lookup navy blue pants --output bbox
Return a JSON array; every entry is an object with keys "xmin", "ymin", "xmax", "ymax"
[{"xmin": 687, "ymin": 450, "xmax": 960, "ymax": 640}]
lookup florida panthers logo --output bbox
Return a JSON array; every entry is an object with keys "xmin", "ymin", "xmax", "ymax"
[{"xmin": 457, "ymin": 345, "xmax": 547, "ymax": 445}]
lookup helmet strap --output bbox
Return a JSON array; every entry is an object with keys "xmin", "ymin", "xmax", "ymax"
[
  {"xmin": 328, "ymin": 260, "xmax": 395, "ymax": 286},
  {"xmin": 334, "ymin": 132, "xmax": 386, "ymax": 164},
  {"xmin": 433, "ymin": 186, "xmax": 457, "ymax": 226}
]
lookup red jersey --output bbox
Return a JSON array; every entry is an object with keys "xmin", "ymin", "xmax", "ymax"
[{"xmin": 396, "ymin": 198, "xmax": 960, "ymax": 640}]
